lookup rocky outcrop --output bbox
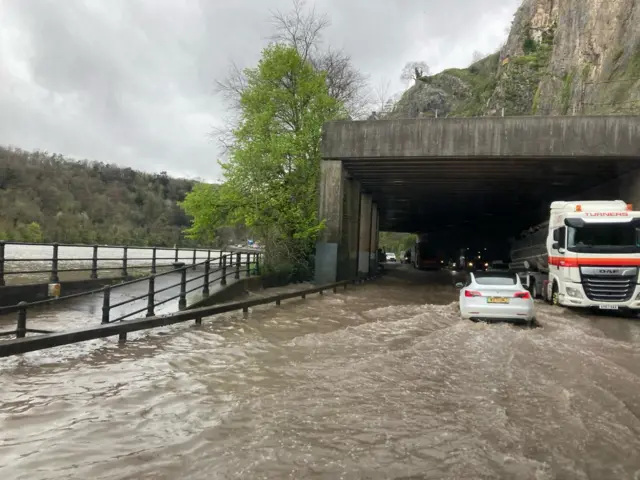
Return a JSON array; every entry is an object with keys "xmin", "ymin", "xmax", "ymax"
[{"xmin": 389, "ymin": 0, "xmax": 640, "ymax": 118}]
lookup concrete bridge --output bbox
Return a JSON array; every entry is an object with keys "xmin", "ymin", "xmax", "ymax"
[{"xmin": 314, "ymin": 116, "xmax": 640, "ymax": 285}]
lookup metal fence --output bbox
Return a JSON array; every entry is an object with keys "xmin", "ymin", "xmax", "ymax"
[
  {"xmin": 0, "ymin": 251, "xmax": 261, "ymax": 340},
  {"xmin": 0, "ymin": 240, "xmax": 253, "ymax": 286},
  {"xmin": 0, "ymin": 278, "xmax": 378, "ymax": 358}
]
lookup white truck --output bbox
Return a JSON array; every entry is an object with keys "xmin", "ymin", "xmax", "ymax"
[{"xmin": 509, "ymin": 200, "xmax": 640, "ymax": 314}]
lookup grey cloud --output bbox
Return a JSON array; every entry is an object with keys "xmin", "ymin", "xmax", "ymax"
[{"xmin": 0, "ymin": 0, "xmax": 520, "ymax": 181}]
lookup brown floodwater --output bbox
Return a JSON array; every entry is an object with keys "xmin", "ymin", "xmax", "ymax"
[{"xmin": 1, "ymin": 265, "xmax": 640, "ymax": 479}]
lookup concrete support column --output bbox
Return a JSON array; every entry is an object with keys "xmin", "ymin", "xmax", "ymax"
[
  {"xmin": 315, "ymin": 160, "xmax": 345, "ymax": 285},
  {"xmin": 369, "ymin": 203, "xmax": 379, "ymax": 273},
  {"xmin": 342, "ymin": 178, "xmax": 361, "ymax": 281},
  {"xmin": 358, "ymin": 194, "xmax": 372, "ymax": 277}
]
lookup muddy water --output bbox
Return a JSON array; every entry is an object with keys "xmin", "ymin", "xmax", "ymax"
[{"xmin": 1, "ymin": 267, "xmax": 640, "ymax": 479}]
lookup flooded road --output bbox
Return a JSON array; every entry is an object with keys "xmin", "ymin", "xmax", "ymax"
[{"xmin": 1, "ymin": 266, "xmax": 640, "ymax": 479}]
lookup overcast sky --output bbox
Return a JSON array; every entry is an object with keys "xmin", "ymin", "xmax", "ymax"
[{"xmin": 0, "ymin": 0, "xmax": 520, "ymax": 182}]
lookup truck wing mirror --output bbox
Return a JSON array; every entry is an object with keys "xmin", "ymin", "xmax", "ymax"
[
  {"xmin": 552, "ymin": 242, "xmax": 559, "ymax": 250},
  {"xmin": 558, "ymin": 247, "xmax": 566, "ymax": 254},
  {"xmin": 455, "ymin": 282, "xmax": 464, "ymax": 288}
]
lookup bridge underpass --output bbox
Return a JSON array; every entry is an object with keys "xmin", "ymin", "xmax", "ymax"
[{"xmin": 314, "ymin": 115, "xmax": 640, "ymax": 284}]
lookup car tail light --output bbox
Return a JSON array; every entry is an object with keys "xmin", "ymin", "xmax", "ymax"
[
  {"xmin": 464, "ymin": 290, "xmax": 482, "ymax": 297},
  {"xmin": 514, "ymin": 291, "xmax": 531, "ymax": 299}
]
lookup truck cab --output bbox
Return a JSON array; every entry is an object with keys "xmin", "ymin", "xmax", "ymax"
[{"xmin": 547, "ymin": 200, "xmax": 640, "ymax": 312}]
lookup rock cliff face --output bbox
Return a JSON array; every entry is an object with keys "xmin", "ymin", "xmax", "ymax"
[{"xmin": 389, "ymin": 0, "xmax": 640, "ymax": 118}]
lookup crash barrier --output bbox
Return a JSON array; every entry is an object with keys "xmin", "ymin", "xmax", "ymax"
[{"xmin": 0, "ymin": 275, "xmax": 380, "ymax": 358}]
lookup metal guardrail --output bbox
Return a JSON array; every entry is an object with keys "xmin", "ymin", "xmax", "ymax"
[
  {"xmin": 0, "ymin": 277, "xmax": 376, "ymax": 358},
  {"xmin": 0, "ymin": 251, "xmax": 261, "ymax": 339},
  {"xmin": 0, "ymin": 240, "xmax": 258, "ymax": 286}
]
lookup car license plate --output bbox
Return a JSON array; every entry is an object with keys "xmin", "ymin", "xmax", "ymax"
[
  {"xmin": 487, "ymin": 297, "xmax": 510, "ymax": 304},
  {"xmin": 598, "ymin": 305, "xmax": 619, "ymax": 310}
]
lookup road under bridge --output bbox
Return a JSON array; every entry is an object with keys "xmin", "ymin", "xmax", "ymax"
[{"xmin": 315, "ymin": 115, "xmax": 640, "ymax": 284}]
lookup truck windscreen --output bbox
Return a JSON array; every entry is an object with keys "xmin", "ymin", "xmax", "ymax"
[{"xmin": 567, "ymin": 223, "xmax": 640, "ymax": 253}]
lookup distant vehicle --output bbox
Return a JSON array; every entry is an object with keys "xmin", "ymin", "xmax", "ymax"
[
  {"xmin": 488, "ymin": 260, "xmax": 509, "ymax": 271},
  {"xmin": 510, "ymin": 200, "xmax": 640, "ymax": 315},
  {"xmin": 386, "ymin": 252, "xmax": 397, "ymax": 262},
  {"xmin": 456, "ymin": 271, "xmax": 534, "ymax": 325},
  {"xmin": 411, "ymin": 240, "xmax": 442, "ymax": 270}
]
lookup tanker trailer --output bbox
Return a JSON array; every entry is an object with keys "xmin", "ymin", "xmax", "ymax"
[{"xmin": 508, "ymin": 221, "xmax": 549, "ymax": 298}]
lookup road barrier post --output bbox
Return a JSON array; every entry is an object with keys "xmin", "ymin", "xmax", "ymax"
[
  {"xmin": 221, "ymin": 255, "xmax": 227, "ymax": 286},
  {"xmin": 151, "ymin": 247, "xmax": 157, "ymax": 274},
  {"xmin": 50, "ymin": 243, "xmax": 59, "ymax": 283},
  {"xmin": 146, "ymin": 275, "xmax": 155, "ymax": 317},
  {"xmin": 178, "ymin": 268, "xmax": 187, "ymax": 310},
  {"xmin": 91, "ymin": 245, "xmax": 99, "ymax": 279},
  {"xmin": 192, "ymin": 249, "xmax": 197, "ymax": 270},
  {"xmin": 101, "ymin": 286, "xmax": 111, "ymax": 324},
  {"xmin": 203, "ymin": 260, "xmax": 210, "ymax": 297},
  {"xmin": 246, "ymin": 253, "xmax": 250, "ymax": 277},
  {"xmin": 0, "ymin": 241, "xmax": 5, "ymax": 287},
  {"xmin": 174, "ymin": 246, "xmax": 179, "ymax": 263},
  {"xmin": 122, "ymin": 246, "xmax": 128, "ymax": 277},
  {"xmin": 235, "ymin": 253, "xmax": 241, "ymax": 280},
  {"xmin": 16, "ymin": 302, "xmax": 27, "ymax": 338}
]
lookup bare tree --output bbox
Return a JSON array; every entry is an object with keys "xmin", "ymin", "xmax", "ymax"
[
  {"xmin": 213, "ymin": 0, "xmax": 370, "ymax": 151},
  {"xmin": 400, "ymin": 61, "xmax": 430, "ymax": 85},
  {"xmin": 369, "ymin": 77, "xmax": 398, "ymax": 119},
  {"xmin": 269, "ymin": 0, "xmax": 328, "ymax": 62},
  {"xmin": 471, "ymin": 50, "xmax": 485, "ymax": 64}
]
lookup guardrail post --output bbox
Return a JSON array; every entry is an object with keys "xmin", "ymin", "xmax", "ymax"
[
  {"xmin": 16, "ymin": 302, "xmax": 27, "ymax": 338},
  {"xmin": 50, "ymin": 243, "xmax": 59, "ymax": 283},
  {"xmin": 122, "ymin": 246, "xmax": 128, "ymax": 277},
  {"xmin": 192, "ymin": 248, "xmax": 197, "ymax": 270},
  {"xmin": 0, "ymin": 241, "xmax": 5, "ymax": 286},
  {"xmin": 151, "ymin": 247, "xmax": 157, "ymax": 274},
  {"xmin": 102, "ymin": 286, "xmax": 111, "ymax": 324},
  {"xmin": 178, "ymin": 268, "xmax": 187, "ymax": 310},
  {"xmin": 246, "ymin": 253, "xmax": 250, "ymax": 277},
  {"xmin": 174, "ymin": 246, "xmax": 179, "ymax": 262},
  {"xmin": 218, "ymin": 251, "xmax": 222, "ymax": 268},
  {"xmin": 91, "ymin": 245, "xmax": 99, "ymax": 279},
  {"xmin": 235, "ymin": 253, "xmax": 241, "ymax": 280},
  {"xmin": 146, "ymin": 275, "xmax": 155, "ymax": 317},
  {"xmin": 221, "ymin": 255, "xmax": 227, "ymax": 286},
  {"xmin": 203, "ymin": 260, "xmax": 210, "ymax": 297},
  {"xmin": 255, "ymin": 253, "xmax": 260, "ymax": 276},
  {"xmin": 229, "ymin": 252, "xmax": 233, "ymax": 267}
]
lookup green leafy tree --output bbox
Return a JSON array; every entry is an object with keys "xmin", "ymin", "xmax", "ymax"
[
  {"xmin": 182, "ymin": 44, "xmax": 345, "ymax": 275},
  {"xmin": 21, "ymin": 222, "xmax": 44, "ymax": 242}
]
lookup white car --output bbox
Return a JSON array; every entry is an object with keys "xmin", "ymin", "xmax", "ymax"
[
  {"xmin": 385, "ymin": 252, "xmax": 397, "ymax": 262},
  {"xmin": 456, "ymin": 271, "xmax": 535, "ymax": 325}
]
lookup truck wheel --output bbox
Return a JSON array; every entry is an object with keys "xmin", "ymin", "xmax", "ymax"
[{"xmin": 551, "ymin": 282, "xmax": 560, "ymax": 306}]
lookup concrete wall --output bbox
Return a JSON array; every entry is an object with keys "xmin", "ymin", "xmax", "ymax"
[
  {"xmin": 571, "ymin": 167, "xmax": 640, "ymax": 206},
  {"xmin": 322, "ymin": 116, "xmax": 640, "ymax": 159},
  {"xmin": 358, "ymin": 195, "xmax": 372, "ymax": 276}
]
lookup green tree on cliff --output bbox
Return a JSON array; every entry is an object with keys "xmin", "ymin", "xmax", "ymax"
[{"xmin": 181, "ymin": 44, "xmax": 345, "ymax": 275}]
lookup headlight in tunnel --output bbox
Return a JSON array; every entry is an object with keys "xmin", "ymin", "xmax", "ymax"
[{"xmin": 565, "ymin": 287, "xmax": 583, "ymax": 298}]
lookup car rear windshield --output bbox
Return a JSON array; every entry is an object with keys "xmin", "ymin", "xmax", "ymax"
[{"xmin": 473, "ymin": 273, "xmax": 517, "ymax": 285}]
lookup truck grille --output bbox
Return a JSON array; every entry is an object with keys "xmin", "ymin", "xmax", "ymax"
[{"xmin": 581, "ymin": 269, "xmax": 637, "ymax": 302}]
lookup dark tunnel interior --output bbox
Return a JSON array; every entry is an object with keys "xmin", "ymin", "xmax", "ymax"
[{"xmin": 344, "ymin": 157, "xmax": 640, "ymax": 262}]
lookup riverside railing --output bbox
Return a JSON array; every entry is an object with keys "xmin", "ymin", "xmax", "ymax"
[
  {"xmin": 0, "ymin": 251, "xmax": 261, "ymax": 340},
  {"xmin": 0, "ymin": 277, "xmax": 380, "ymax": 358},
  {"xmin": 0, "ymin": 241, "xmax": 251, "ymax": 286}
]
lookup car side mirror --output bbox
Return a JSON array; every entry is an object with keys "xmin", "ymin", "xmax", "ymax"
[{"xmin": 455, "ymin": 282, "xmax": 464, "ymax": 289}]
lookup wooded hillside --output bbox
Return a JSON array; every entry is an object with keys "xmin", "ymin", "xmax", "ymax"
[{"xmin": 0, "ymin": 146, "xmax": 201, "ymax": 246}]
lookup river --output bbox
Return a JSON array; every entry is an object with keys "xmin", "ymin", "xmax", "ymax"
[{"xmin": 1, "ymin": 266, "xmax": 640, "ymax": 479}]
